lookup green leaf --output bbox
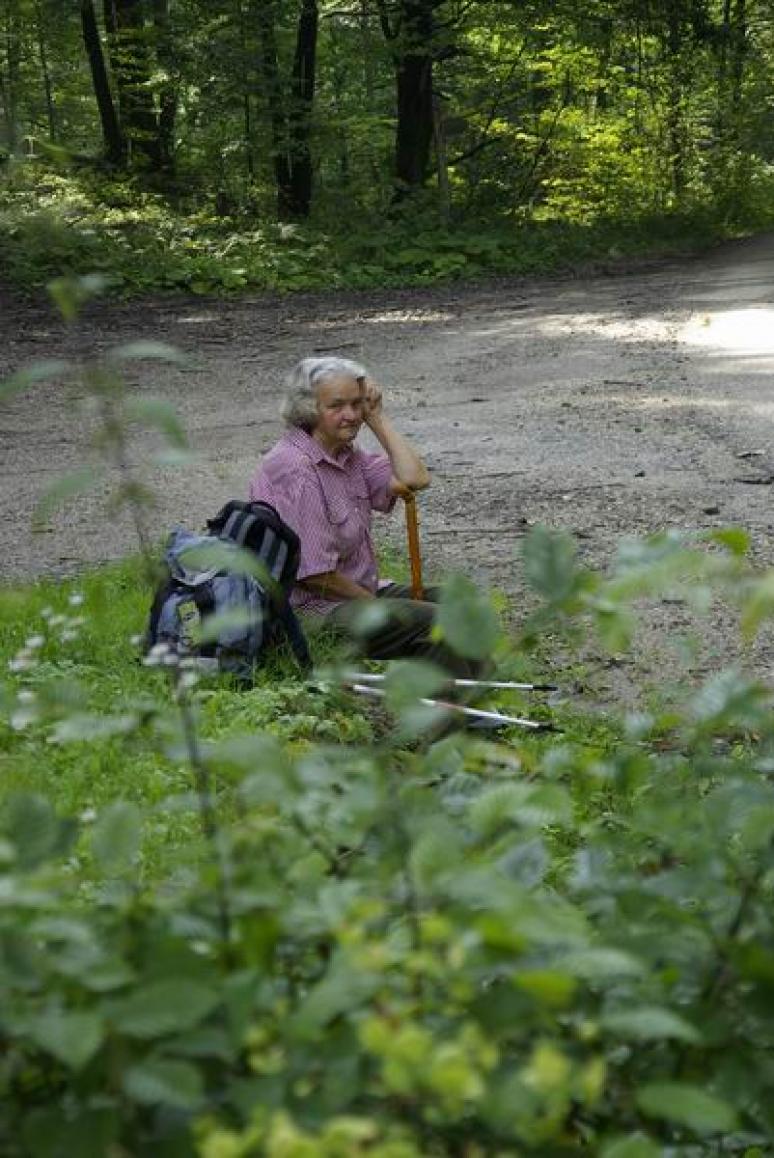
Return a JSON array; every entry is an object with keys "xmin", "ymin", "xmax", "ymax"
[
  {"xmin": 636, "ymin": 1082, "xmax": 738, "ymax": 1133},
  {"xmin": 3, "ymin": 793, "xmax": 74, "ymax": 869},
  {"xmin": 0, "ymin": 359, "xmax": 70, "ymax": 402},
  {"xmin": 91, "ymin": 802, "xmax": 142, "ymax": 872},
  {"xmin": 49, "ymin": 713, "xmax": 140, "ymax": 744},
  {"xmin": 601, "ymin": 1135, "xmax": 661, "ymax": 1158},
  {"xmin": 48, "ymin": 274, "xmax": 111, "ymax": 321},
  {"xmin": 27, "ymin": 1009, "xmax": 104, "ymax": 1070},
  {"xmin": 522, "ymin": 525, "xmax": 580, "ymax": 603},
  {"xmin": 469, "ymin": 783, "xmax": 572, "ymax": 837},
  {"xmin": 123, "ymin": 1057, "xmax": 203, "ymax": 1110},
  {"xmin": 23, "ymin": 1106, "xmax": 119, "ymax": 1158},
  {"xmin": 741, "ymin": 571, "xmax": 774, "ymax": 640},
  {"xmin": 436, "ymin": 574, "xmax": 500, "ymax": 659},
  {"xmin": 704, "ymin": 527, "xmax": 750, "ymax": 557},
  {"xmin": 108, "ymin": 978, "xmax": 220, "ymax": 1038},
  {"xmin": 110, "ymin": 340, "xmax": 186, "ymax": 364},
  {"xmin": 33, "ymin": 468, "xmax": 99, "ymax": 527},
  {"xmin": 601, "ymin": 1006, "xmax": 700, "ymax": 1043},
  {"xmin": 125, "ymin": 396, "xmax": 188, "ymax": 448},
  {"xmin": 561, "ymin": 948, "xmax": 645, "ymax": 979}
]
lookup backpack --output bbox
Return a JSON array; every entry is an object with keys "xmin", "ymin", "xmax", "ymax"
[{"xmin": 146, "ymin": 501, "xmax": 311, "ymax": 680}]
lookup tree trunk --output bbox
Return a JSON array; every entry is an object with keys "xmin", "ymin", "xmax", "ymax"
[
  {"xmin": 256, "ymin": 0, "xmax": 318, "ymax": 221},
  {"xmin": 151, "ymin": 0, "xmax": 176, "ymax": 171},
  {"xmin": 1, "ymin": 0, "xmax": 21, "ymax": 154},
  {"xmin": 103, "ymin": 0, "xmax": 161, "ymax": 169},
  {"xmin": 234, "ymin": 0, "xmax": 255, "ymax": 182},
  {"xmin": 393, "ymin": 0, "xmax": 435, "ymax": 195},
  {"xmin": 286, "ymin": 0, "xmax": 318, "ymax": 218},
  {"xmin": 256, "ymin": 0, "xmax": 292, "ymax": 215},
  {"xmin": 665, "ymin": 2, "xmax": 687, "ymax": 204},
  {"xmin": 80, "ymin": 0, "xmax": 125, "ymax": 164},
  {"xmin": 35, "ymin": 1, "xmax": 57, "ymax": 142}
]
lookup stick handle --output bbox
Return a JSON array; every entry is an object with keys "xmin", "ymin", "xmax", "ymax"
[{"xmin": 404, "ymin": 492, "xmax": 424, "ymax": 600}]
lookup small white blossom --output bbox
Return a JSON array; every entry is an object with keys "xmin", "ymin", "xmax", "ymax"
[
  {"xmin": 40, "ymin": 606, "xmax": 53, "ymax": 620},
  {"xmin": 69, "ymin": 593, "xmax": 84, "ymax": 607},
  {"xmin": 11, "ymin": 707, "xmax": 37, "ymax": 730},
  {"xmin": 9, "ymin": 656, "xmax": 33, "ymax": 673},
  {"xmin": 79, "ymin": 808, "xmax": 97, "ymax": 823},
  {"xmin": 178, "ymin": 671, "xmax": 199, "ymax": 691},
  {"xmin": 130, "ymin": 634, "xmax": 144, "ymax": 647},
  {"xmin": 60, "ymin": 629, "xmax": 79, "ymax": 643},
  {"xmin": 49, "ymin": 614, "xmax": 66, "ymax": 628},
  {"xmin": 25, "ymin": 635, "xmax": 45, "ymax": 650}
]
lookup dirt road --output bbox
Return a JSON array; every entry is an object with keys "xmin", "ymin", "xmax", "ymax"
[{"xmin": 2, "ymin": 234, "xmax": 773, "ymax": 700}]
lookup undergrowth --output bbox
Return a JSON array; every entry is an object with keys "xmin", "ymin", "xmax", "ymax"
[{"xmin": 0, "ymin": 165, "xmax": 750, "ymax": 298}]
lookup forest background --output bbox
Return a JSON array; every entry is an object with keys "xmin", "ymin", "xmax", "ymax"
[{"xmin": 1, "ymin": 0, "xmax": 774, "ymax": 293}]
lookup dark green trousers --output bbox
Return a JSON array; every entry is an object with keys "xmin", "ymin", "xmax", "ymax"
[{"xmin": 329, "ymin": 583, "xmax": 484, "ymax": 679}]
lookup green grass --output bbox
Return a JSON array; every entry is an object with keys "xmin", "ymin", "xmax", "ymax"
[{"xmin": 0, "ymin": 554, "xmax": 626, "ymax": 877}]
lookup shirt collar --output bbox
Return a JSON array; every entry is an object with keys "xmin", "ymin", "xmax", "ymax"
[{"xmin": 286, "ymin": 426, "xmax": 353, "ymax": 469}]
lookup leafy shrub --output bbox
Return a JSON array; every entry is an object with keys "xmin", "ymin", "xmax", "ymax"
[{"xmin": 3, "ymin": 524, "xmax": 774, "ymax": 1155}]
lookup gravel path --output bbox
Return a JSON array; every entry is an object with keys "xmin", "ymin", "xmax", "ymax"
[{"xmin": 3, "ymin": 234, "xmax": 773, "ymax": 703}]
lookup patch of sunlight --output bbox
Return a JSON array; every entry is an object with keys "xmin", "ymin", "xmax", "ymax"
[{"xmin": 681, "ymin": 308, "xmax": 774, "ymax": 356}]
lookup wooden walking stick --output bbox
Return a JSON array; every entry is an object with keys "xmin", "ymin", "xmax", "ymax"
[{"xmin": 403, "ymin": 490, "xmax": 424, "ymax": 599}]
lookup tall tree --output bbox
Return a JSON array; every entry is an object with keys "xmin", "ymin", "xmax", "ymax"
[
  {"xmin": 257, "ymin": 0, "xmax": 319, "ymax": 220},
  {"xmin": 103, "ymin": 0, "xmax": 161, "ymax": 168},
  {"xmin": 377, "ymin": 0, "xmax": 439, "ymax": 196},
  {"xmin": 80, "ymin": 0, "xmax": 125, "ymax": 163}
]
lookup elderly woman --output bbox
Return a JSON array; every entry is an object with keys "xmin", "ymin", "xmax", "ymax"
[{"xmin": 248, "ymin": 356, "xmax": 479, "ymax": 676}]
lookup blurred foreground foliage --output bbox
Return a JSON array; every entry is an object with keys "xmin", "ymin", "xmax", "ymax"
[{"xmin": 3, "ymin": 522, "xmax": 774, "ymax": 1156}]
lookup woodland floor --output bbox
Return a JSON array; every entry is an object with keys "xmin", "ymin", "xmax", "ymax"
[{"xmin": 2, "ymin": 232, "xmax": 774, "ymax": 708}]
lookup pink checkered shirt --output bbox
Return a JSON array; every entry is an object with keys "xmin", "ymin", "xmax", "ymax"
[{"xmin": 248, "ymin": 428, "xmax": 396, "ymax": 615}]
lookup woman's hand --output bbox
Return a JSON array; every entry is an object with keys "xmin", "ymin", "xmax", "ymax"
[{"xmin": 362, "ymin": 378, "xmax": 384, "ymax": 425}]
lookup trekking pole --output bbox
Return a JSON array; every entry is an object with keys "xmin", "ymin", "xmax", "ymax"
[
  {"xmin": 348, "ymin": 681, "xmax": 555, "ymax": 732},
  {"xmin": 343, "ymin": 671, "xmax": 558, "ymax": 693},
  {"xmin": 403, "ymin": 490, "xmax": 424, "ymax": 599}
]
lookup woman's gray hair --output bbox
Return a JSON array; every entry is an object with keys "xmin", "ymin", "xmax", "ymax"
[{"xmin": 280, "ymin": 356, "xmax": 368, "ymax": 431}]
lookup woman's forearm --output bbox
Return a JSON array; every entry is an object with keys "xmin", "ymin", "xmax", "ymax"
[
  {"xmin": 367, "ymin": 413, "xmax": 430, "ymax": 491},
  {"xmin": 299, "ymin": 571, "xmax": 374, "ymax": 600}
]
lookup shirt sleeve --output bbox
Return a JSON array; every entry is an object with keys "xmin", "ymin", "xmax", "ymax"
[{"xmin": 360, "ymin": 452, "xmax": 397, "ymax": 514}]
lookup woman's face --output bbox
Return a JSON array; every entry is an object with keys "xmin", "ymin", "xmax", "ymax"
[{"xmin": 312, "ymin": 374, "xmax": 366, "ymax": 453}]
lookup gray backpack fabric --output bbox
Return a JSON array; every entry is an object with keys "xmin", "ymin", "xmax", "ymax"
[{"xmin": 147, "ymin": 522, "xmax": 310, "ymax": 681}]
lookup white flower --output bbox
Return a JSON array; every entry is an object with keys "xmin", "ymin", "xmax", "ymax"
[
  {"xmin": 11, "ymin": 707, "xmax": 38, "ymax": 730},
  {"xmin": 69, "ymin": 592, "xmax": 84, "ymax": 607},
  {"xmin": 8, "ymin": 656, "xmax": 33, "ymax": 673},
  {"xmin": 130, "ymin": 634, "xmax": 144, "ymax": 647},
  {"xmin": 79, "ymin": 808, "xmax": 97, "ymax": 823},
  {"xmin": 25, "ymin": 635, "xmax": 45, "ymax": 650}
]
